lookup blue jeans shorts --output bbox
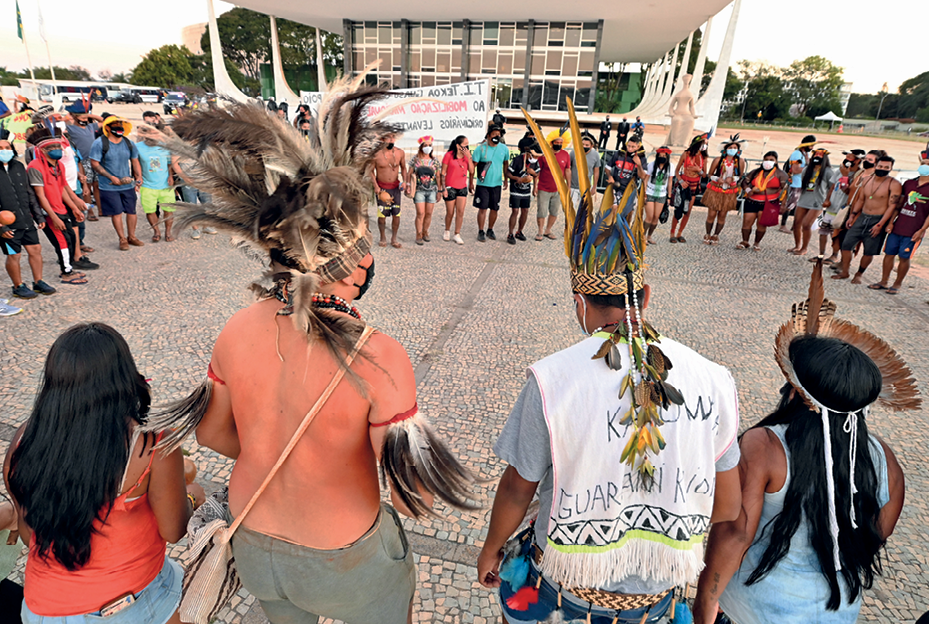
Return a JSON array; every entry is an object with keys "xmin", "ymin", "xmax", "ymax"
[
  {"xmin": 414, "ymin": 188, "xmax": 438, "ymax": 204},
  {"xmin": 21, "ymin": 556, "xmax": 182, "ymax": 624},
  {"xmin": 884, "ymin": 231, "xmax": 921, "ymax": 260}
]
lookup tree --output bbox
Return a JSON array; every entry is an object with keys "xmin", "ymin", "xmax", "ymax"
[
  {"xmin": 131, "ymin": 45, "xmax": 194, "ymax": 88},
  {"xmin": 188, "ymin": 53, "xmax": 260, "ymax": 96},
  {"xmin": 278, "ymin": 18, "xmax": 343, "ymax": 67},
  {"xmin": 736, "ymin": 61, "xmax": 788, "ymax": 121},
  {"xmin": 896, "ymin": 71, "xmax": 929, "ymax": 119},
  {"xmin": 783, "ymin": 56, "xmax": 844, "ymax": 117},
  {"xmin": 200, "ymin": 7, "xmax": 271, "ymax": 82},
  {"xmin": 0, "ymin": 67, "xmax": 19, "ymax": 86},
  {"xmin": 96, "ymin": 69, "xmax": 113, "ymax": 82},
  {"xmin": 111, "ymin": 72, "xmax": 131, "ymax": 83},
  {"xmin": 18, "ymin": 65, "xmax": 91, "ymax": 81}
]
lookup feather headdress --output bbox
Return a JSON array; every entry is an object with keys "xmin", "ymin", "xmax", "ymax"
[
  {"xmin": 522, "ymin": 100, "xmax": 683, "ymax": 485},
  {"xmin": 775, "ymin": 258, "xmax": 920, "ymax": 570}
]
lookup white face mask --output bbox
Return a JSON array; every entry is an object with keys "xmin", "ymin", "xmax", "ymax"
[
  {"xmin": 762, "ymin": 160, "xmax": 775, "ymax": 170},
  {"xmin": 528, "ymin": 157, "xmax": 538, "ymax": 164},
  {"xmin": 422, "ymin": 146, "xmax": 432, "ymax": 154}
]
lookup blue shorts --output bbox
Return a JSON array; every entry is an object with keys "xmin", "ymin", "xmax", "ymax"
[
  {"xmin": 99, "ymin": 188, "xmax": 137, "ymax": 216},
  {"xmin": 884, "ymin": 231, "xmax": 921, "ymax": 260},
  {"xmin": 21, "ymin": 556, "xmax": 182, "ymax": 624}
]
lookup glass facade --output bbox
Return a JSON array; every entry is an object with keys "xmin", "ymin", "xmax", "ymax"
[{"xmin": 345, "ymin": 19, "xmax": 601, "ymax": 111}]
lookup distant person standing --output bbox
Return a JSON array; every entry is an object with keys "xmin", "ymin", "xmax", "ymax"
[
  {"xmin": 598, "ymin": 115, "xmax": 611, "ymax": 150},
  {"xmin": 504, "ymin": 136, "xmax": 539, "ymax": 244},
  {"xmin": 90, "ymin": 116, "xmax": 143, "ymax": 251},
  {"xmin": 789, "ymin": 148, "xmax": 836, "ymax": 255},
  {"xmin": 534, "ymin": 130, "xmax": 571, "ymax": 241},
  {"xmin": 669, "ymin": 135, "xmax": 707, "ymax": 243},
  {"xmin": 406, "ymin": 135, "xmax": 441, "ymax": 245},
  {"xmin": 64, "ymin": 99, "xmax": 103, "ymax": 220},
  {"xmin": 440, "ymin": 135, "xmax": 474, "ymax": 245},
  {"xmin": 492, "ymin": 109, "xmax": 506, "ymax": 128},
  {"xmin": 135, "ymin": 132, "xmax": 176, "ymax": 242},
  {"xmin": 614, "ymin": 116, "xmax": 630, "ymax": 151},
  {"xmin": 371, "ymin": 133, "xmax": 407, "ymax": 248},
  {"xmin": 568, "ymin": 133, "xmax": 601, "ymax": 211},
  {"xmin": 644, "ymin": 146, "xmax": 673, "ymax": 244},
  {"xmin": 632, "ymin": 116, "xmax": 644, "ymax": 135},
  {"xmin": 779, "ymin": 135, "xmax": 816, "ymax": 233},
  {"xmin": 171, "ymin": 155, "xmax": 217, "ymax": 240},
  {"xmin": 471, "ymin": 125, "xmax": 509, "ymax": 242}
]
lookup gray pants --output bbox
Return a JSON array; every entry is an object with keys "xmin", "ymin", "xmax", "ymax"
[{"xmin": 231, "ymin": 504, "xmax": 416, "ymax": 624}]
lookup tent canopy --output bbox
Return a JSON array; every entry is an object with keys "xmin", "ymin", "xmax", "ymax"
[{"xmin": 815, "ymin": 111, "xmax": 843, "ymax": 122}]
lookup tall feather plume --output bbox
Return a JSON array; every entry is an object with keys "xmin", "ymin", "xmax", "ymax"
[{"xmin": 522, "ymin": 108, "xmax": 574, "ymax": 257}]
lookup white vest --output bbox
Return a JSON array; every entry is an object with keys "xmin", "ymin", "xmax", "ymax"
[{"xmin": 529, "ymin": 334, "xmax": 739, "ymax": 589}]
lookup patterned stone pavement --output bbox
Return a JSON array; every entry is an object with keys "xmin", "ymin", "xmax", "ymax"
[{"xmin": 1, "ymin": 193, "xmax": 928, "ymax": 623}]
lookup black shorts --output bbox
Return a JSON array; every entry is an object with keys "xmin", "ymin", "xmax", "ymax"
[
  {"xmin": 743, "ymin": 198, "xmax": 765, "ymax": 214},
  {"xmin": 509, "ymin": 194, "xmax": 531, "ymax": 209},
  {"xmin": 473, "ymin": 185, "xmax": 502, "ymax": 211},
  {"xmin": 1, "ymin": 227, "xmax": 40, "ymax": 255},
  {"xmin": 376, "ymin": 186, "xmax": 402, "ymax": 218},
  {"xmin": 444, "ymin": 187, "xmax": 467, "ymax": 200},
  {"xmin": 841, "ymin": 213, "xmax": 886, "ymax": 256}
]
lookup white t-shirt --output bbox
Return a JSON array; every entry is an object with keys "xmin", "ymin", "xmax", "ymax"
[{"xmin": 646, "ymin": 161, "xmax": 671, "ymax": 199}]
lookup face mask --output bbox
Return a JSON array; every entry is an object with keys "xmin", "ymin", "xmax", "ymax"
[
  {"xmin": 762, "ymin": 160, "xmax": 775, "ymax": 170},
  {"xmin": 422, "ymin": 146, "xmax": 432, "ymax": 154},
  {"xmin": 726, "ymin": 148, "xmax": 737, "ymax": 157},
  {"xmin": 353, "ymin": 257, "xmax": 375, "ymax": 300},
  {"xmin": 552, "ymin": 144, "xmax": 562, "ymax": 152},
  {"xmin": 0, "ymin": 150, "xmax": 13, "ymax": 163},
  {"xmin": 811, "ymin": 157, "xmax": 823, "ymax": 166},
  {"xmin": 584, "ymin": 146, "xmax": 591, "ymax": 153},
  {"xmin": 47, "ymin": 149, "xmax": 63, "ymax": 160},
  {"xmin": 842, "ymin": 160, "xmax": 853, "ymax": 168},
  {"xmin": 76, "ymin": 120, "xmax": 88, "ymax": 126},
  {"xmin": 110, "ymin": 127, "xmax": 124, "ymax": 136},
  {"xmin": 656, "ymin": 156, "xmax": 667, "ymax": 165},
  {"xmin": 862, "ymin": 161, "xmax": 875, "ymax": 170},
  {"xmin": 56, "ymin": 121, "xmax": 67, "ymax": 132},
  {"xmin": 874, "ymin": 169, "xmax": 890, "ymax": 177},
  {"xmin": 528, "ymin": 157, "xmax": 538, "ymax": 164},
  {"xmin": 576, "ymin": 295, "xmax": 590, "ymax": 336},
  {"xmin": 701, "ymin": 145, "xmax": 708, "ymax": 152},
  {"xmin": 490, "ymin": 136, "xmax": 500, "ymax": 144},
  {"xmin": 385, "ymin": 142, "xmax": 394, "ymax": 150},
  {"xmin": 918, "ymin": 164, "xmax": 929, "ymax": 177}
]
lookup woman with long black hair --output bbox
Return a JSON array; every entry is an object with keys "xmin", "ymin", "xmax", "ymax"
[
  {"xmin": 693, "ymin": 262, "xmax": 912, "ymax": 624},
  {"xmin": 789, "ymin": 148, "xmax": 836, "ymax": 256},
  {"xmin": 644, "ymin": 146, "xmax": 673, "ymax": 244},
  {"xmin": 4, "ymin": 323, "xmax": 204, "ymax": 624},
  {"xmin": 440, "ymin": 135, "xmax": 474, "ymax": 245},
  {"xmin": 702, "ymin": 137, "xmax": 746, "ymax": 245},
  {"xmin": 669, "ymin": 135, "xmax": 707, "ymax": 243},
  {"xmin": 737, "ymin": 151, "xmax": 788, "ymax": 250}
]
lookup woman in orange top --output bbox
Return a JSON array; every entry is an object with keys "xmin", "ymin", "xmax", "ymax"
[
  {"xmin": 738, "ymin": 151, "xmax": 789, "ymax": 250},
  {"xmin": 4, "ymin": 323, "xmax": 204, "ymax": 624},
  {"xmin": 669, "ymin": 135, "xmax": 707, "ymax": 243}
]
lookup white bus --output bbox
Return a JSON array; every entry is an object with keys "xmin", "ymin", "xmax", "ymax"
[{"xmin": 18, "ymin": 79, "xmax": 135, "ymax": 104}]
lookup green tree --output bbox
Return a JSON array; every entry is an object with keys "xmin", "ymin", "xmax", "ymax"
[
  {"xmin": 200, "ymin": 7, "xmax": 271, "ymax": 82},
  {"xmin": 131, "ymin": 45, "xmax": 194, "ymax": 88},
  {"xmin": 735, "ymin": 61, "xmax": 788, "ymax": 121},
  {"xmin": 896, "ymin": 71, "xmax": 929, "ymax": 119},
  {"xmin": 278, "ymin": 18, "xmax": 344, "ymax": 67},
  {"xmin": 111, "ymin": 72, "xmax": 131, "ymax": 83},
  {"xmin": 783, "ymin": 56, "xmax": 844, "ymax": 117},
  {"xmin": 188, "ymin": 53, "xmax": 260, "ymax": 96},
  {"xmin": 19, "ymin": 65, "xmax": 91, "ymax": 81},
  {"xmin": 0, "ymin": 66, "xmax": 19, "ymax": 86}
]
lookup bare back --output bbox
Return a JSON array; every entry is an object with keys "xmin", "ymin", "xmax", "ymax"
[{"xmin": 209, "ymin": 299, "xmax": 414, "ymax": 548}]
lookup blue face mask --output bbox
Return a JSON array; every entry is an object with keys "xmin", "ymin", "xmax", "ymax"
[
  {"xmin": 47, "ymin": 149, "xmax": 63, "ymax": 160},
  {"xmin": 726, "ymin": 148, "xmax": 737, "ymax": 157},
  {"xmin": 0, "ymin": 150, "xmax": 13, "ymax": 163},
  {"xmin": 918, "ymin": 164, "xmax": 929, "ymax": 177}
]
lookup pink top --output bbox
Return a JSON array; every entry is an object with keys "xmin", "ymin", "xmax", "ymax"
[{"xmin": 24, "ymin": 433, "xmax": 167, "ymax": 616}]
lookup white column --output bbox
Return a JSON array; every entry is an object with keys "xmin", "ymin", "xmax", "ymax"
[
  {"xmin": 207, "ymin": 0, "xmax": 250, "ymax": 102},
  {"xmin": 678, "ymin": 31, "xmax": 695, "ymax": 89},
  {"xmin": 695, "ymin": 0, "xmax": 743, "ymax": 132},
  {"xmin": 270, "ymin": 16, "xmax": 300, "ymax": 107},
  {"xmin": 647, "ymin": 44, "xmax": 679, "ymax": 119},
  {"xmin": 692, "ymin": 16, "xmax": 713, "ymax": 99},
  {"xmin": 316, "ymin": 29, "xmax": 328, "ymax": 92}
]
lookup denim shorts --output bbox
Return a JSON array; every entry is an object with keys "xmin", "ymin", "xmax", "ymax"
[
  {"xmin": 21, "ymin": 557, "xmax": 182, "ymax": 624},
  {"xmin": 180, "ymin": 186, "xmax": 211, "ymax": 205},
  {"xmin": 414, "ymin": 188, "xmax": 438, "ymax": 204}
]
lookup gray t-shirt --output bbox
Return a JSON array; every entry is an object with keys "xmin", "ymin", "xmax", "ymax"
[
  {"xmin": 797, "ymin": 165, "xmax": 837, "ymax": 210},
  {"xmin": 569, "ymin": 148, "xmax": 602, "ymax": 189},
  {"xmin": 494, "ymin": 375, "xmax": 740, "ymax": 594}
]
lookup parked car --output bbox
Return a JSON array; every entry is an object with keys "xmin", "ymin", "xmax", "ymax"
[{"xmin": 163, "ymin": 93, "xmax": 189, "ymax": 115}]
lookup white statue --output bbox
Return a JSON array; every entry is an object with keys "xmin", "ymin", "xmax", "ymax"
[{"xmin": 666, "ymin": 74, "xmax": 700, "ymax": 147}]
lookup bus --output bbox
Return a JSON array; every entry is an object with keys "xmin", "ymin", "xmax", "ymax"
[
  {"xmin": 128, "ymin": 87, "xmax": 164, "ymax": 103},
  {"xmin": 16, "ymin": 79, "xmax": 125, "ymax": 103}
]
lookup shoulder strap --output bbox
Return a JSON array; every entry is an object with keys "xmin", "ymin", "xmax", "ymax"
[
  {"xmin": 227, "ymin": 325, "xmax": 374, "ymax": 536},
  {"xmin": 101, "ymin": 135, "xmax": 110, "ymax": 159}
]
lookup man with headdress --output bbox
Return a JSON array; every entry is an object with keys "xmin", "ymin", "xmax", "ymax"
[
  {"xmin": 534, "ymin": 128, "xmax": 571, "ymax": 241},
  {"xmin": 477, "ymin": 103, "xmax": 741, "ymax": 624},
  {"xmin": 89, "ymin": 116, "xmax": 143, "ymax": 251},
  {"xmin": 140, "ymin": 86, "xmax": 477, "ymax": 624}
]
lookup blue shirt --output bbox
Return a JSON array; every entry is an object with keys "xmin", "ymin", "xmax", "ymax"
[
  {"xmin": 134, "ymin": 141, "xmax": 172, "ymax": 190},
  {"xmin": 89, "ymin": 136, "xmax": 139, "ymax": 192},
  {"xmin": 789, "ymin": 150, "xmax": 806, "ymax": 188},
  {"xmin": 473, "ymin": 142, "xmax": 509, "ymax": 188}
]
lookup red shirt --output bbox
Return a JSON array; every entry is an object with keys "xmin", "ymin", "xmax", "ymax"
[
  {"xmin": 442, "ymin": 150, "xmax": 470, "ymax": 189},
  {"xmin": 27, "ymin": 158, "xmax": 68, "ymax": 215},
  {"xmin": 538, "ymin": 150, "xmax": 570, "ymax": 193},
  {"xmin": 893, "ymin": 178, "xmax": 929, "ymax": 238}
]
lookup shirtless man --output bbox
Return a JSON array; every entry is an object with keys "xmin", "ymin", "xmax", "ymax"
[
  {"xmin": 833, "ymin": 155, "xmax": 901, "ymax": 283},
  {"xmin": 371, "ymin": 133, "xmax": 407, "ymax": 248}
]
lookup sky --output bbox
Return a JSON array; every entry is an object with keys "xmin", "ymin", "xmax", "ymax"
[{"xmin": 0, "ymin": 0, "xmax": 922, "ymax": 95}]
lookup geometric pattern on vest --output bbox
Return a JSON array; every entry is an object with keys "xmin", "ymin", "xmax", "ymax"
[{"xmin": 550, "ymin": 504, "xmax": 710, "ymax": 547}]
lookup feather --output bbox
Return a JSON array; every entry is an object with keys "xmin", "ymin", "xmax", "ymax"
[
  {"xmin": 805, "ymin": 258, "xmax": 825, "ymax": 335},
  {"xmin": 522, "ymin": 108, "xmax": 574, "ymax": 253},
  {"xmin": 566, "ymin": 98, "xmax": 591, "ymax": 206},
  {"xmin": 142, "ymin": 378, "xmax": 213, "ymax": 452},
  {"xmin": 380, "ymin": 415, "xmax": 481, "ymax": 518}
]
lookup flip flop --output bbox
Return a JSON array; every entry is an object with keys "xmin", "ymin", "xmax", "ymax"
[
  {"xmin": 391, "ymin": 242, "xmax": 403, "ymax": 249},
  {"xmin": 378, "ymin": 241, "xmax": 388, "ymax": 247},
  {"xmin": 535, "ymin": 234, "xmax": 544, "ymax": 241},
  {"xmin": 61, "ymin": 274, "xmax": 88, "ymax": 285},
  {"xmin": 868, "ymin": 283, "xmax": 887, "ymax": 290},
  {"xmin": 544, "ymin": 233, "xmax": 557, "ymax": 240},
  {"xmin": 152, "ymin": 233, "xmax": 161, "ymax": 243},
  {"xmin": 886, "ymin": 287, "xmax": 899, "ymax": 295},
  {"xmin": 165, "ymin": 236, "xmax": 176, "ymax": 242}
]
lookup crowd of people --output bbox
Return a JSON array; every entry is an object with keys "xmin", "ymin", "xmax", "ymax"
[{"xmin": 0, "ymin": 79, "xmax": 927, "ymax": 624}]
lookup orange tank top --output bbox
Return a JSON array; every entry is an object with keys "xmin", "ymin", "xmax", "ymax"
[
  {"xmin": 748, "ymin": 169, "xmax": 781, "ymax": 202},
  {"xmin": 24, "ymin": 433, "xmax": 168, "ymax": 616}
]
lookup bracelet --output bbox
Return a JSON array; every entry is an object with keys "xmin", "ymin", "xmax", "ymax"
[{"xmin": 187, "ymin": 492, "xmax": 196, "ymax": 509}]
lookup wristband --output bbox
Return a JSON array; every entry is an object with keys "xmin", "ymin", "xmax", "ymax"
[{"xmin": 187, "ymin": 492, "xmax": 196, "ymax": 508}]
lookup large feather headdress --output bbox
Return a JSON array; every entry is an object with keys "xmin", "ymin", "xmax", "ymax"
[{"xmin": 775, "ymin": 258, "xmax": 919, "ymax": 572}]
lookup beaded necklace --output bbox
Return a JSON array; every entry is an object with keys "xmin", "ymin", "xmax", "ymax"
[{"xmin": 310, "ymin": 293, "xmax": 362, "ymax": 320}]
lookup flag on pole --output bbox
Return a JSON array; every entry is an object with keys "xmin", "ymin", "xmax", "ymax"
[
  {"xmin": 16, "ymin": 0, "xmax": 23, "ymax": 41},
  {"xmin": 37, "ymin": 2, "xmax": 47, "ymax": 42}
]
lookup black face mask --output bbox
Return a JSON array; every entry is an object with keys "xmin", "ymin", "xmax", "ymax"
[
  {"xmin": 811, "ymin": 158, "xmax": 823, "ymax": 166},
  {"xmin": 552, "ymin": 144, "xmax": 562, "ymax": 152},
  {"xmin": 842, "ymin": 159, "xmax": 853, "ymax": 168},
  {"xmin": 76, "ymin": 120, "xmax": 88, "ymax": 126},
  {"xmin": 862, "ymin": 161, "xmax": 875, "ymax": 170},
  {"xmin": 874, "ymin": 169, "xmax": 890, "ymax": 177},
  {"xmin": 490, "ymin": 136, "xmax": 500, "ymax": 144},
  {"xmin": 110, "ymin": 127, "xmax": 124, "ymax": 136},
  {"xmin": 385, "ymin": 142, "xmax": 394, "ymax": 150},
  {"xmin": 353, "ymin": 257, "xmax": 375, "ymax": 300},
  {"xmin": 656, "ymin": 157, "xmax": 668, "ymax": 165}
]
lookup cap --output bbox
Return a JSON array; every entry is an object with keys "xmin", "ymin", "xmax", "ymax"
[{"xmin": 842, "ymin": 149, "xmax": 866, "ymax": 158}]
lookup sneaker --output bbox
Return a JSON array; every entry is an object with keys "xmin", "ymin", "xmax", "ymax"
[
  {"xmin": 477, "ymin": 230, "xmax": 486, "ymax": 242},
  {"xmin": 73, "ymin": 257, "xmax": 100, "ymax": 270},
  {"xmin": 204, "ymin": 227, "xmax": 218, "ymax": 235},
  {"xmin": 453, "ymin": 233, "xmax": 464, "ymax": 245},
  {"xmin": 507, "ymin": 234, "xmax": 516, "ymax": 245},
  {"xmin": 12, "ymin": 283, "xmax": 37, "ymax": 299},
  {"xmin": 32, "ymin": 280, "xmax": 57, "ymax": 295},
  {"xmin": 486, "ymin": 229, "xmax": 496, "ymax": 240},
  {"xmin": 190, "ymin": 229, "xmax": 202, "ymax": 240},
  {"xmin": 443, "ymin": 230, "xmax": 451, "ymax": 241},
  {"xmin": 0, "ymin": 300, "xmax": 22, "ymax": 316},
  {"xmin": 515, "ymin": 231, "xmax": 527, "ymax": 241}
]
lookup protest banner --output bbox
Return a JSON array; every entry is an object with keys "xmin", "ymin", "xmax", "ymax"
[{"xmin": 300, "ymin": 79, "xmax": 490, "ymax": 150}]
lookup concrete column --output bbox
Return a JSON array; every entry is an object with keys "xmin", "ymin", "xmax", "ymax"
[
  {"xmin": 400, "ymin": 19, "xmax": 410, "ymax": 88},
  {"xmin": 206, "ymin": 0, "xmax": 249, "ymax": 102},
  {"xmin": 678, "ymin": 31, "xmax": 694, "ymax": 89},
  {"xmin": 461, "ymin": 20, "xmax": 471, "ymax": 82},
  {"xmin": 315, "ymin": 28, "xmax": 327, "ymax": 91},
  {"xmin": 343, "ymin": 19, "xmax": 353, "ymax": 76},
  {"xmin": 692, "ymin": 16, "xmax": 713, "ymax": 98},
  {"xmin": 695, "ymin": 0, "xmax": 743, "ymax": 132},
  {"xmin": 270, "ymin": 16, "xmax": 299, "ymax": 107},
  {"xmin": 647, "ymin": 44, "xmax": 679, "ymax": 118},
  {"xmin": 523, "ymin": 20, "xmax": 534, "ymax": 107},
  {"xmin": 587, "ymin": 19, "xmax": 604, "ymax": 112}
]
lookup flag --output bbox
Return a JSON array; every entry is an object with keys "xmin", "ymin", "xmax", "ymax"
[
  {"xmin": 37, "ymin": 1, "xmax": 46, "ymax": 42},
  {"xmin": 15, "ymin": 0, "xmax": 23, "ymax": 41}
]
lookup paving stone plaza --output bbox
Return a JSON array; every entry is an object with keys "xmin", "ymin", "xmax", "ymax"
[{"xmin": 1, "ymin": 198, "xmax": 927, "ymax": 623}]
